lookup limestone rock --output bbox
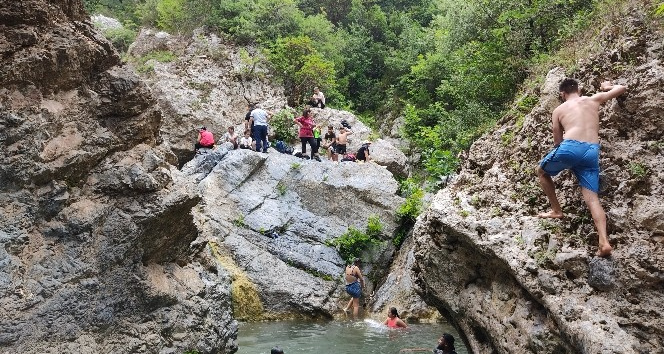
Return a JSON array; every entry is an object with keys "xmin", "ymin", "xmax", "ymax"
[
  {"xmin": 128, "ymin": 28, "xmax": 288, "ymax": 164},
  {"xmin": 0, "ymin": 1, "xmax": 237, "ymax": 352},
  {"xmin": 588, "ymin": 257, "xmax": 617, "ymax": 291},
  {"xmin": 411, "ymin": 5, "xmax": 664, "ymax": 353},
  {"xmin": 183, "ymin": 149, "xmax": 405, "ymax": 318},
  {"xmin": 368, "ymin": 139, "xmax": 409, "ymax": 177}
]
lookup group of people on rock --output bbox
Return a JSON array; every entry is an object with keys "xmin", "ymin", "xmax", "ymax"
[{"xmin": 194, "ymin": 88, "xmax": 373, "ymax": 163}]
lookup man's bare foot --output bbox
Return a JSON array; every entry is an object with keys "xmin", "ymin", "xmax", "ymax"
[
  {"xmin": 537, "ymin": 210, "xmax": 564, "ymax": 219},
  {"xmin": 596, "ymin": 244, "xmax": 613, "ymax": 257}
]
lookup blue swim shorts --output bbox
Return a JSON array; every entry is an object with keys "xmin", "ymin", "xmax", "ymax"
[
  {"xmin": 539, "ymin": 139, "xmax": 601, "ymax": 193},
  {"xmin": 345, "ymin": 282, "xmax": 361, "ymax": 298}
]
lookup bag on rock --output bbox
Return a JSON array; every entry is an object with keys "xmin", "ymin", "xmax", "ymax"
[
  {"xmin": 274, "ymin": 140, "xmax": 293, "ymax": 154},
  {"xmin": 341, "ymin": 153, "xmax": 356, "ymax": 162}
]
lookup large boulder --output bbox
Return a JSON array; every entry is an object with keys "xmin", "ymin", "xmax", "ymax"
[
  {"xmin": 0, "ymin": 1, "xmax": 237, "ymax": 352},
  {"xmin": 182, "ymin": 148, "xmax": 406, "ymax": 319},
  {"xmin": 411, "ymin": 7, "xmax": 664, "ymax": 353}
]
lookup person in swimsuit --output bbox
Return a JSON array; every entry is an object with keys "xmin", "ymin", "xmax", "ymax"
[
  {"xmin": 536, "ymin": 78, "xmax": 626, "ymax": 257},
  {"xmin": 384, "ymin": 307, "xmax": 408, "ymax": 328},
  {"xmin": 343, "ymin": 258, "xmax": 364, "ymax": 318}
]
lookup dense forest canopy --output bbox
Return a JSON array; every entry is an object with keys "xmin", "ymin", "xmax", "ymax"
[{"xmin": 86, "ymin": 0, "xmax": 623, "ymax": 184}]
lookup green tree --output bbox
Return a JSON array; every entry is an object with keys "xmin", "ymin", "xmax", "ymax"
[{"xmin": 267, "ymin": 36, "xmax": 336, "ymax": 106}]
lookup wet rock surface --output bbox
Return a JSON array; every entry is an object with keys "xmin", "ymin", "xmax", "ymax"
[{"xmin": 411, "ymin": 6, "xmax": 664, "ymax": 353}]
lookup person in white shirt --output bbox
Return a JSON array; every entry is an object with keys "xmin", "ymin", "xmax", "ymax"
[
  {"xmin": 221, "ymin": 126, "xmax": 238, "ymax": 149},
  {"xmin": 310, "ymin": 87, "xmax": 325, "ymax": 108},
  {"xmin": 239, "ymin": 129, "xmax": 254, "ymax": 150}
]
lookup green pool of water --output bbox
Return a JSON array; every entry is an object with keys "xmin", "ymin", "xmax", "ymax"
[{"xmin": 236, "ymin": 319, "xmax": 469, "ymax": 354}]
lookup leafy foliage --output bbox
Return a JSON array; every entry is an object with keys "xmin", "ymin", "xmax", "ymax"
[
  {"xmin": 267, "ymin": 36, "xmax": 336, "ymax": 106},
  {"xmin": 397, "ymin": 187, "xmax": 424, "ymax": 223},
  {"xmin": 270, "ymin": 108, "xmax": 298, "ymax": 143},
  {"xmin": 87, "ymin": 0, "xmax": 604, "ymax": 186},
  {"xmin": 96, "ymin": 25, "xmax": 137, "ymax": 54},
  {"xmin": 327, "ymin": 216, "xmax": 384, "ymax": 263}
]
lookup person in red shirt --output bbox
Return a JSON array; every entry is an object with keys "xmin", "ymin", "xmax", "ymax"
[
  {"xmin": 195, "ymin": 126, "xmax": 215, "ymax": 151},
  {"xmin": 293, "ymin": 108, "xmax": 320, "ymax": 161}
]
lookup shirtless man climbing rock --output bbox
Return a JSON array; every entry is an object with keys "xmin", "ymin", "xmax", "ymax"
[{"xmin": 536, "ymin": 78, "xmax": 626, "ymax": 257}]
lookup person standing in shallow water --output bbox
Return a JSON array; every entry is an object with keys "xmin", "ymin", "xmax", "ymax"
[
  {"xmin": 343, "ymin": 258, "xmax": 364, "ymax": 318},
  {"xmin": 535, "ymin": 78, "xmax": 626, "ymax": 258}
]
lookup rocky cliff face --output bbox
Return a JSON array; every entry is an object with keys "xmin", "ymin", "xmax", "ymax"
[
  {"xmin": 0, "ymin": 2, "xmax": 422, "ymax": 352},
  {"xmin": 180, "ymin": 147, "xmax": 414, "ymax": 320},
  {"xmin": 127, "ymin": 30, "xmax": 410, "ymax": 175},
  {"xmin": 0, "ymin": 1, "xmax": 236, "ymax": 353},
  {"xmin": 127, "ymin": 29, "xmax": 288, "ymax": 165},
  {"xmin": 411, "ymin": 4, "xmax": 663, "ymax": 353}
]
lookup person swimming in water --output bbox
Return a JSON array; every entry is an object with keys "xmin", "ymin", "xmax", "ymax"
[
  {"xmin": 342, "ymin": 258, "xmax": 364, "ymax": 318},
  {"xmin": 399, "ymin": 332, "xmax": 457, "ymax": 353},
  {"xmin": 384, "ymin": 307, "xmax": 408, "ymax": 328}
]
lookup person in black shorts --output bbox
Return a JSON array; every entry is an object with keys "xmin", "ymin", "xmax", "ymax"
[
  {"xmin": 322, "ymin": 125, "xmax": 337, "ymax": 161},
  {"xmin": 336, "ymin": 126, "xmax": 352, "ymax": 158}
]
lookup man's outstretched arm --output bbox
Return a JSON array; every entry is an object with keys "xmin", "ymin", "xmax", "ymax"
[{"xmin": 592, "ymin": 81, "xmax": 627, "ymax": 103}]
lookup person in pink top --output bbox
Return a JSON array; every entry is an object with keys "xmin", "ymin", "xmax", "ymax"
[
  {"xmin": 195, "ymin": 126, "xmax": 215, "ymax": 151},
  {"xmin": 293, "ymin": 108, "xmax": 320, "ymax": 161},
  {"xmin": 384, "ymin": 307, "xmax": 408, "ymax": 328}
]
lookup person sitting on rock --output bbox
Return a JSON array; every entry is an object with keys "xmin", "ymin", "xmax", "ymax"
[
  {"xmin": 335, "ymin": 126, "xmax": 352, "ymax": 158},
  {"xmin": 535, "ymin": 78, "xmax": 626, "ymax": 257},
  {"xmin": 322, "ymin": 125, "xmax": 337, "ymax": 161},
  {"xmin": 239, "ymin": 129, "xmax": 253, "ymax": 150},
  {"xmin": 194, "ymin": 126, "xmax": 215, "ymax": 151},
  {"xmin": 221, "ymin": 126, "xmax": 238, "ymax": 150},
  {"xmin": 399, "ymin": 333, "xmax": 457, "ymax": 353},
  {"xmin": 384, "ymin": 307, "xmax": 408, "ymax": 328},
  {"xmin": 294, "ymin": 108, "xmax": 321, "ymax": 161},
  {"xmin": 310, "ymin": 87, "xmax": 325, "ymax": 108},
  {"xmin": 356, "ymin": 141, "xmax": 372, "ymax": 162}
]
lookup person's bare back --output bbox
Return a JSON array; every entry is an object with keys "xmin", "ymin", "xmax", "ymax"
[
  {"xmin": 554, "ymin": 97, "xmax": 601, "ymax": 143},
  {"xmin": 552, "ymin": 81, "xmax": 626, "ymax": 146},
  {"xmin": 337, "ymin": 129, "xmax": 352, "ymax": 144}
]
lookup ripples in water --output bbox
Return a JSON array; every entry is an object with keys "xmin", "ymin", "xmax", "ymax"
[{"xmin": 237, "ymin": 318, "xmax": 468, "ymax": 354}]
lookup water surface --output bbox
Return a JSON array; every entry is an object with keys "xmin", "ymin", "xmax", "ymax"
[{"xmin": 237, "ymin": 319, "xmax": 469, "ymax": 354}]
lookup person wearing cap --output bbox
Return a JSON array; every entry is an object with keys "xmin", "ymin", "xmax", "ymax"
[
  {"xmin": 194, "ymin": 126, "xmax": 215, "ymax": 151},
  {"xmin": 356, "ymin": 141, "xmax": 372, "ymax": 162},
  {"xmin": 399, "ymin": 332, "xmax": 458, "ymax": 353},
  {"xmin": 342, "ymin": 258, "xmax": 364, "ymax": 318}
]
